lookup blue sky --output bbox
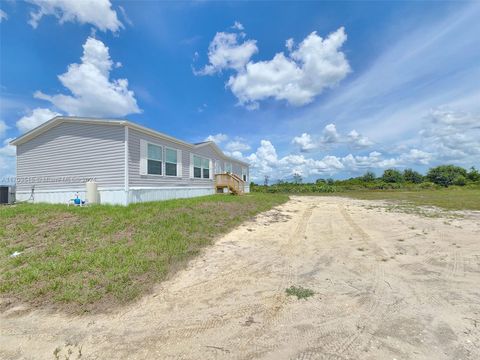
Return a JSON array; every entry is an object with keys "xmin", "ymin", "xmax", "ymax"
[{"xmin": 1, "ymin": 1, "xmax": 479, "ymax": 183}]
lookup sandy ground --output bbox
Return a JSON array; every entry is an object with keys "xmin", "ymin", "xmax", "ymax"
[{"xmin": 1, "ymin": 196, "xmax": 480, "ymax": 360}]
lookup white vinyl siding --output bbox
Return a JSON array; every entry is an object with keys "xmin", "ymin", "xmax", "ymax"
[
  {"xmin": 16, "ymin": 122, "xmax": 125, "ymax": 192},
  {"xmin": 128, "ymin": 128, "xmax": 247, "ymax": 188},
  {"xmin": 129, "ymin": 129, "xmax": 221, "ymax": 187},
  {"xmin": 214, "ymin": 160, "xmax": 222, "ymax": 174}
]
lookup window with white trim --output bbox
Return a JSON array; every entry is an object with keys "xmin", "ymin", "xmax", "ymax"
[
  {"xmin": 225, "ymin": 162, "xmax": 232, "ymax": 173},
  {"xmin": 165, "ymin": 147, "xmax": 178, "ymax": 176},
  {"xmin": 193, "ymin": 155, "xmax": 210, "ymax": 179},
  {"xmin": 242, "ymin": 167, "xmax": 247, "ymax": 182},
  {"xmin": 147, "ymin": 143, "xmax": 162, "ymax": 175}
]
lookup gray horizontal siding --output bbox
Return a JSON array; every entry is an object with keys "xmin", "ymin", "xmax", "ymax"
[
  {"xmin": 16, "ymin": 122, "xmax": 125, "ymax": 191},
  {"xmin": 128, "ymin": 129, "xmax": 249, "ymax": 188}
]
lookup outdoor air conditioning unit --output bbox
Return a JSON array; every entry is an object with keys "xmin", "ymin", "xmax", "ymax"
[{"xmin": 0, "ymin": 186, "xmax": 15, "ymax": 205}]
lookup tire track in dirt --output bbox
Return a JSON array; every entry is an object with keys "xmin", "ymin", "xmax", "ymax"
[
  {"xmin": 230, "ymin": 204, "xmax": 317, "ymax": 357},
  {"xmin": 289, "ymin": 203, "xmax": 392, "ymax": 359},
  {"xmin": 327, "ymin": 205, "xmax": 392, "ymax": 358}
]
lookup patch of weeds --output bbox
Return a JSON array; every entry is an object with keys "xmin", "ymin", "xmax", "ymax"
[
  {"xmin": 53, "ymin": 347, "xmax": 61, "ymax": 360},
  {"xmin": 286, "ymin": 285, "xmax": 315, "ymax": 300}
]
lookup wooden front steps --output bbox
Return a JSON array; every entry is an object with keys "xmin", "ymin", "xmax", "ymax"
[{"xmin": 215, "ymin": 173, "xmax": 245, "ymax": 195}]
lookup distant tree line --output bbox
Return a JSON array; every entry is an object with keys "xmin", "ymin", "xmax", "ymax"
[{"xmin": 251, "ymin": 165, "xmax": 480, "ymax": 193}]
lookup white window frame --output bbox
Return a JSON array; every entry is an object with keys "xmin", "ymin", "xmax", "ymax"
[
  {"xmin": 146, "ymin": 142, "xmax": 164, "ymax": 177},
  {"xmin": 225, "ymin": 162, "xmax": 232, "ymax": 173},
  {"xmin": 242, "ymin": 167, "xmax": 248, "ymax": 182},
  {"xmin": 164, "ymin": 146, "xmax": 182, "ymax": 178},
  {"xmin": 192, "ymin": 154, "xmax": 212, "ymax": 179}
]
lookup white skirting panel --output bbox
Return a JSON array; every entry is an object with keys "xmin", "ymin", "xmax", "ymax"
[
  {"xmin": 16, "ymin": 188, "xmax": 128, "ymax": 206},
  {"xmin": 128, "ymin": 186, "xmax": 215, "ymax": 204},
  {"xmin": 16, "ymin": 186, "xmax": 222, "ymax": 205},
  {"xmin": 244, "ymin": 185, "xmax": 250, "ymax": 193}
]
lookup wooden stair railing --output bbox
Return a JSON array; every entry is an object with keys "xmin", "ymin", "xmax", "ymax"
[{"xmin": 214, "ymin": 173, "xmax": 245, "ymax": 195}]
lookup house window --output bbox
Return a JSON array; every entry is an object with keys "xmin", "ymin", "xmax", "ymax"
[
  {"xmin": 202, "ymin": 158, "xmax": 210, "ymax": 178},
  {"xmin": 165, "ymin": 148, "xmax": 178, "ymax": 176},
  {"xmin": 225, "ymin": 162, "xmax": 232, "ymax": 173},
  {"xmin": 242, "ymin": 168, "xmax": 247, "ymax": 182},
  {"xmin": 147, "ymin": 143, "xmax": 162, "ymax": 175},
  {"xmin": 193, "ymin": 155, "xmax": 210, "ymax": 179}
]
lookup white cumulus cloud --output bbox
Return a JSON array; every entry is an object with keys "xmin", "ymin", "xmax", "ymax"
[
  {"xmin": 321, "ymin": 123, "xmax": 340, "ymax": 144},
  {"xmin": 347, "ymin": 129, "xmax": 374, "ymax": 148},
  {"xmin": 196, "ymin": 31, "xmax": 258, "ymax": 75},
  {"xmin": 341, "ymin": 152, "xmax": 396, "ymax": 172},
  {"xmin": 34, "ymin": 37, "xmax": 141, "ymax": 118},
  {"xmin": 398, "ymin": 149, "xmax": 432, "ymax": 165},
  {"xmin": 245, "ymin": 137, "xmax": 436, "ymax": 181},
  {"xmin": 247, "ymin": 140, "xmax": 345, "ymax": 180},
  {"xmin": 292, "ymin": 124, "xmax": 371, "ymax": 152},
  {"xmin": 228, "ymin": 28, "xmax": 350, "ymax": 109},
  {"xmin": 225, "ymin": 140, "xmax": 251, "ymax": 152},
  {"xmin": 292, "ymin": 133, "xmax": 316, "ymax": 152},
  {"xmin": 419, "ymin": 108, "xmax": 480, "ymax": 163},
  {"xmin": 231, "ymin": 21, "xmax": 244, "ymax": 31},
  {"xmin": 27, "ymin": 0, "xmax": 123, "ymax": 32},
  {"xmin": 198, "ymin": 26, "xmax": 350, "ymax": 109},
  {"xmin": 0, "ymin": 138, "xmax": 15, "ymax": 157},
  {"xmin": 205, "ymin": 133, "xmax": 228, "ymax": 144},
  {"xmin": 16, "ymin": 108, "xmax": 60, "ymax": 133}
]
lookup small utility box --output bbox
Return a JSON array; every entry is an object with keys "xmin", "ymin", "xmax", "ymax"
[{"xmin": 0, "ymin": 186, "xmax": 15, "ymax": 204}]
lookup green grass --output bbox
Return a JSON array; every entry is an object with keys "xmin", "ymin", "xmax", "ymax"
[
  {"xmin": 330, "ymin": 187, "xmax": 480, "ymax": 211},
  {"xmin": 285, "ymin": 286, "xmax": 315, "ymax": 300},
  {"xmin": 0, "ymin": 193, "xmax": 288, "ymax": 313}
]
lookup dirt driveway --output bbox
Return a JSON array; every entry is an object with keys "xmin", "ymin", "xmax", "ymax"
[{"xmin": 1, "ymin": 196, "xmax": 480, "ymax": 359}]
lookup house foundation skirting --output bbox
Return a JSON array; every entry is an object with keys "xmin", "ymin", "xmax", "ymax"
[
  {"xmin": 15, "ymin": 188, "xmax": 128, "ymax": 205},
  {"xmin": 128, "ymin": 186, "xmax": 215, "ymax": 204},
  {"xmin": 15, "ymin": 186, "xmax": 221, "ymax": 205}
]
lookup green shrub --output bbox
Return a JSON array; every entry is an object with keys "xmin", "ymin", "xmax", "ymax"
[
  {"xmin": 467, "ymin": 167, "xmax": 480, "ymax": 182},
  {"xmin": 427, "ymin": 165, "xmax": 468, "ymax": 187},
  {"xmin": 404, "ymin": 168, "xmax": 424, "ymax": 183},
  {"xmin": 361, "ymin": 171, "xmax": 376, "ymax": 182},
  {"xmin": 418, "ymin": 181, "xmax": 438, "ymax": 189},
  {"xmin": 382, "ymin": 169, "xmax": 404, "ymax": 183},
  {"xmin": 453, "ymin": 175, "xmax": 467, "ymax": 186}
]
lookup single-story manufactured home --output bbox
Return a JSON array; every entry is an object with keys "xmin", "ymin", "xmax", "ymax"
[{"xmin": 10, "ymin": 116, "xmax": 249, "ymax": 205}]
